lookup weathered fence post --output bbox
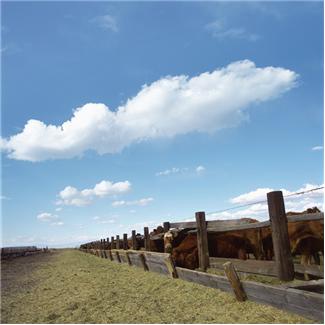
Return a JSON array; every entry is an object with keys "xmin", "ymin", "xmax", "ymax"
[
  {"xmin": 106, "ymin": 237, "xmax": 110, "ymax": 249},
  {"xmin": 267, "ymin": 191, "xmax": 294, "ymax": 281},
  {"xmin": 123, "ymin": 233, "xmax": 128, "ymax": 250},
  {"xmin": 131, "ymin": 230, "xmax": 137, "ymax": 250},
  {"xmin": 111, "ymin": 236, "xmax": 115, "ymax": 249},
  {"xmin": 116, "ymin": 235, "xmax": 120, "ymax": 249},
  {"xmin": 163, "ymin": 222, "xmax": 170, "ymax": 232},
  {"xmin": 223, "ymin": 262, "xmax": 247, "ymax": 301},
  {"xmin": 195, "ymin": 211, "xmax": 209, "ymax": 271},
  {"xmin": 144, "ymin": 227, "xmax": 150, "ymax": 251}
]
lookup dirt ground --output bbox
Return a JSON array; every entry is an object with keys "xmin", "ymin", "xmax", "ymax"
[{"xmin": 0, "ymin": 249, "xmax": 316, "ymax": 324}]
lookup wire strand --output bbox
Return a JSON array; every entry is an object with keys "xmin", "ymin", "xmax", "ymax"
[{"xmin": 205, "ymin": 186, "xmax": 324, "ymax": 217}]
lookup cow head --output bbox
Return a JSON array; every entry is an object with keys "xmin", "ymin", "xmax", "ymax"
[{"xmin": 164, "ymin": 229, "xmax": 178, "ymax": 253}]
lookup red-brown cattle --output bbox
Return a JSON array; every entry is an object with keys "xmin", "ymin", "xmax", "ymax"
[
  {"xmin": 261, "ymin": 207, "xmax": 323, "ymax": 265},
  {"xmin": 167, "ymin": 218, "xmax": 262, "ymax": 269}
]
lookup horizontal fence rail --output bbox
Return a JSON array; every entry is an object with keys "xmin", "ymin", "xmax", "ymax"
[
  {"xmin": 182, "ymin": 212, "xmax": 324, "ymax": 234},
  {"xmin": 176, "ymin": 267, "xmax": 323, "ymax": 322},
  {"xmin": 209, "ymin": 257, "xmax": 324, "ymax": 278}
]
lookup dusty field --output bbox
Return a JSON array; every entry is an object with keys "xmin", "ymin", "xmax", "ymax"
[{"xmin": 0, "ymin": 249, "xmax": 316, "ymax": 323}]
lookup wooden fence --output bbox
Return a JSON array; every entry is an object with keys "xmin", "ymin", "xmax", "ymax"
[
  {"xmin": 209, "ymin": 257, "xmax": 324, "ymax": 278},
  {"xmin": 80, "ymin": 248, "xmax": 324, "ymax": 322},
  {"xmin": 82, "ymin": 190, "xmax": 323, "ymax": 281},
  {"xmin": 0, "ymin": 246, "xmax": 47, "ymax": 259},
  {"xmin": 80, "ymin": 190, "xmax": 324, "ymax": 321}
]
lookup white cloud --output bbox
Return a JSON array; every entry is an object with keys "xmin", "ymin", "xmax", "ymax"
[
  {"xmin": 196, "ymin": 165, "xmax": 205, "ymax": 174},
  {"xmin": 156, "ymin": 167, "xmax": 188, "ymax": 176},
  {"xmin": 312, "ymin": 146, "xmax": 323, "ymax": 151},
  {"xmin": 206, "ymin": 20, "xmax": 260, "ymax": 41},
  {"xmin": 92, "ymin": 216, "xmax": 116, "ymax": 224},
  {"xmin": 230, "ymin": 187, "xmax": 275, "ymax": 204},
  {"xmin": 156, "ymin": 165, "xmax": 205, "ymax": 176},
  {"xmin": 98, "ymin": 219, "xmax": 116, "ymax": 224},
  {"xmin": 90, "ymin": 14, "xmax": 118, "ymax": 32},
  {"xmin": 112, "ymin": 197, "xmax": 154, "ymax": 207},
  {"xmin": 1, "ymin": 60, "xmax": 298, "ymax": 161},
  {"xmin": 51, "ymin": 221, "xmax": 64, "ymax": 226},
  {"xmin": 55, "ymin": 207, "xmax": 63, "ymax": 212},
  {"xmin": 207, "ymin": 183, "xmax": 324, "ymax": 221},
  {"xmin": 37, "ymin": 212, "xmax": 59, "ymax": 222},
  {"xmin": 57, "ymin": 180, "xmax": 131, "ymax": 207}
]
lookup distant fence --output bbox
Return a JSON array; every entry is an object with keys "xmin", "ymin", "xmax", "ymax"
[
  {"xmin": 80, "ymin": 247, "xmax": 324, "ymax": 322},
  {"xmin": 1, "ymin": 246, "xmax": 48, "ymax": 259}
]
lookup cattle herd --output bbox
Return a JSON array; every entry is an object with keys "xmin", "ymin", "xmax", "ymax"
[{"xmin": 80, "ymin": 207, "xmax": 324, "ymax": 271}]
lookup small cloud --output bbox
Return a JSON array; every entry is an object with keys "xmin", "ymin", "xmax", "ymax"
[
  {"xmin": 56, "ymin": 180, "xmax": 131, "ymax": 207},
  {"xmin": 196, "ymin": 165, "xmax": 205, "ymax": 174},
  {"xmin": 129, "ymin": 209, "xmax": 136, "ymax": 214},
  {"xmin": 205, "ymin": 19, "xmax": 260, "ymax": 42},
  {"xmin": 0, "ymin": 195, "xmax": 10, "ymax": 200},
  {"xmin": 98, "ymin": 219, "xmax": 115, "ymax": 224},
  {"xmin": 156, "ymin": 167, "xmax": 189, "ymax": 176},
  {"xmin": 112, "ymin": 197, "xmax": 154, "ymax": 207},
  {"xmin": 312, "ymin": 146, "xmax": 323, "ymax": 151},
  {"xmin": 90, "ymin": 14, "xmax": 118, "ymax": 32},
  {"xmin": 55, "ymin": 207, "xmax": 62, "ymax": 212},
  {"xmin": 92, "ymin": 216, "xmax": 116, "ymax": 224},
  {"xmin": 37, "ymin": 212, "xmax": 59, "ymax": 222},
  {"xmin": 51, "ymin": 221, "xmax": 64, "ymax": 226}
]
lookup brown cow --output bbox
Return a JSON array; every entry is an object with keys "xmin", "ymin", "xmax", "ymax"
[
  {"xmin": 170, "ymin": 233, "xmax": 254, "ymax": 269},
  {"xmin": 165, "ymin": 218, "xmax": 262, "ymax": 269},
  {"xmin": 261, "ymin": 207, "xmax": 323, "ymax": 265}
]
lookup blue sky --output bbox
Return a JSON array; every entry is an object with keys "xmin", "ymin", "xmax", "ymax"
[{"xmin": 1, "ymin": 1, "xmax": 323, "ymax": 247}]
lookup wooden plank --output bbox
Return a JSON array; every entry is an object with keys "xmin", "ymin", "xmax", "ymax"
[
  {"xmin": 182, "ymin": 212, "xmax": 324, "ymax": 233},
  {"xmin": 242, "ymin": 283, "xmax": 324, "ymax": 322},
  {"xmin": 196, "ymin": 211, "xmax": 209, "ymax": 271},
  {"xmin": 287, "ymin": 212, "xmax": 324, "ymax": 223},
  {"xmin": 104, "ymin": 250, "xmax": 113, "ymax": 261},
  {"xmin": 176, "ymin": 267, "xmax": 323, "ymax": 322},
  {"xmin": 170, "ymin": 221, "xmax": 197, "ymax": 228},
  {"xmin": 209, "ymin": 257, "xmax": 278, "ymax": 276},
  {"xmin": 115, "ymin": 249, "xmax": 131, "ymax": 265},
  {"xmin": 283, "ymin": 279, "xmax": 324, "ymax": 293},
  {"xmin": 267, "ymin": 191, "xmax": 294, "ymax": 281},
  {"xmin": 176, "ymin": 267, "xmax": 232, "ymax": 292},
  {"xmin": 127, "ymin": 250, "xmax": 148, "ymax": 271},
  {"xmin": 223, "ymin": 262, "xmax": 247, "ymax": 301},
  {"xmin": 207, "ymin": 220, "xmax": 271, "ymax": 232},
  {"xmin": 142, "ymin": 251, "xmax": 170, "ymax": 275},
  {"xmin": 111, "ymin": 250, "xmax": 121, "ymax": 263},
  {"xmin": 209, "ymin": 257, "xmax": 323, "ymax": 278}
]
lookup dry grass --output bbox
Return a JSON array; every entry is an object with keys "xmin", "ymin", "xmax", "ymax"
[{"xmin": 1, "ymin": 249, "xmax": 316, "ymax": 323}]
